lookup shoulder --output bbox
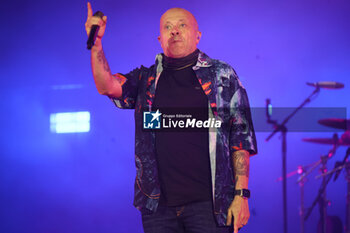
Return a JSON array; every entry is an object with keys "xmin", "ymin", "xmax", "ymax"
[
  {"xmin": 126, "ymin": 63, "xmax": 156, "ymax": 79},
  {"xmin": 199, "ymin": 51, "xmax": 238, "ymax": 78},
  {"xmin": 139, "ymin": 64, "xmax": 156, "ymax": 73},
  {"xmin": 203, "ymin": 53, "xmax": 243, "ymax": 89},
  {"xmin": 211, "ymin": 59, "xmax": 238, "ymax": 78}
]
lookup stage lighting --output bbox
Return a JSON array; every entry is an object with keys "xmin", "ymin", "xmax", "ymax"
[{"xmin": 50, "ymin": 111, "xmax": 90, "ymax": 133}]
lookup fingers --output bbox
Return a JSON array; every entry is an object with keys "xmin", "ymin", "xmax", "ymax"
[
  {"xmin": 226, "ymin": 210, "xmax": 232, "ymax": 226},
  {"xmin": 86, "ymin": 16, "xmax": 105, "ymax": 29},
  {"xmin": 227, "ymin": 199, "xmax": 250, "ymax": 231},
  {"xmin": 91, "ymin": 17, "xmax": 104, "ymax": 27},
  {"xmin": 234, "ymin": 213, "xmax": 240, "ymax": 233},
  {"xmin": 241, "ymin": 205, "xmax": 250, "ymax": 225},
  {"xmin": 85, "ymin": 2, "xmax": 107, "ymax": 38},
  {"xmin": 87, "ymin": 2, "xmax": 93, "ymax": 19},
  {"xmin": 242, "ymin": 214, "xmax": 249, "ymax": 225}
]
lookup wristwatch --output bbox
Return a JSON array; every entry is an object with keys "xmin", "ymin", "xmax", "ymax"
[{"xmin": 234, "ymin": 189, "xmax": 250, "ymax": 199}]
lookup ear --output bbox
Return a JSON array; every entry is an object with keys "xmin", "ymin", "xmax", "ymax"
[
  {"xmin": 196, "ymin": 31, "xmax": 202, "ymax": 44},
  {"xmin": 157, "ymin": 35, "xmax": 161, "ymax": 43}
]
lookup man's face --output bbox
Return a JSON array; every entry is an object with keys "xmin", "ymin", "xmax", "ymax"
[{"xmin": 158, "ymin": 8, "xmax": 201, "ymax": 58}]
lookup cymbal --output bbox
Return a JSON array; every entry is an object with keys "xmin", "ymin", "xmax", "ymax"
[
  {"xmin": 302, "ymin": 131, "xmax": 350, "ymax": 146},
  {"xmin": 318, "ymin": 118, "xmax": 350, "ymax": 130}
]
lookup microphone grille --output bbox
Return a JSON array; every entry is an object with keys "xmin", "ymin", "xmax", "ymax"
[{"xmin": 93, "ymin": 11, "xmax": 104, "ymax": 19}]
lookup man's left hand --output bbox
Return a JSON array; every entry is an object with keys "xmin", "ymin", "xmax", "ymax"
[{"xmin": 226, "ymin": 196, "xmax": 249, "ymax": 233}]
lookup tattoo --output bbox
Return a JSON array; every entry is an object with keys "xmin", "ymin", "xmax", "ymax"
[
  {"xmin": 97, "ymin": 49, "xmax": 111, "ymax": 73},
  {"xmin": 233, "ymin": 151, "xmax": 249, "ymax": 178}
]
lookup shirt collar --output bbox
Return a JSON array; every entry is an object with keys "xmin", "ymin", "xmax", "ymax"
[
  {"xmin": 194, "ymin": 50, "xmax": 213, "ymax": 69},
  {"xmin": 155, "ymin": 49, "xmax": 213, "ymax": 74}
]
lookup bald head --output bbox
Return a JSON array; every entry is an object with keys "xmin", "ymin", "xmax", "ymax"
[
  {"xmin": 160, "ymin": 8, "xmax": 199, "ymax": 31},
  {"xmin": 158, "ymin": 8, "xmax": 201, "ymax": 58}
]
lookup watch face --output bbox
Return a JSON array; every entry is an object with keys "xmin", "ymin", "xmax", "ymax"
[{"xmin": 243, "ymin": 189, "xmax": 250, "ymax": 198}]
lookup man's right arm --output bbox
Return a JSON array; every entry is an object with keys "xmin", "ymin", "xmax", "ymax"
[
  {"xmin": 85, "ymin": 2, "xmax": 121, "ymax": 99},
  {"xmin": 90, "ymin": 39, "xmax": 122, "ymax": 98}
]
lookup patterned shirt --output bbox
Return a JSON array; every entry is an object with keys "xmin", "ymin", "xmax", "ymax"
[{"xmin": 110, "ymin": 50, "xmax": 257, "ymax": 226}]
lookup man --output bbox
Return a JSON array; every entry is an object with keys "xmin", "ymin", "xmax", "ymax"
[{"xmin": 85, "ymin": 3, "xmax": 257, "ymax": 233}]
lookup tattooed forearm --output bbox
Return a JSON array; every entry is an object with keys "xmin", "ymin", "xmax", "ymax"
[
  {"xmin": 97, "ymin": 49, "xmax": 111, "ymax": 73},
  {"xmin": 233, "ymin": 150, "xmax": 250, "ymax": 178}
]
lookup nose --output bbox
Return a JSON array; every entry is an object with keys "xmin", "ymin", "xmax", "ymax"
[{"xmin": 171, "ymin": 27, "xmax": 180, "ymax": 36}]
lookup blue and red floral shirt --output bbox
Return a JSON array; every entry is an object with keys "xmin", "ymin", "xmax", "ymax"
[{"xmin": 110, "ymin": 50, "xmax": 257, "ymax": 226}]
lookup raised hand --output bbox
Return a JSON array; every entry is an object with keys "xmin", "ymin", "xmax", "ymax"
[{"xmin": 84, "ymin": 2, "xmax": 107, "ymax": 39}]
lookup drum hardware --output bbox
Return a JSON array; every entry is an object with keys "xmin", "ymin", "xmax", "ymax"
[
  {"xmin": 298, "ymin": 165, "xmax": 307, "ymax": 233},
  {"xmin": 301, "ymin": 134, "xmax": 348, "ymax": 233},
  {"xmin": 266, "ymin": 82, "xmax": 344, "ymax": 233},
  {"xmin": 316, "ymin": 148, "xmax": 350, "ymax": 233},
  {"xmin": 346, "ymin": 161, "xmax": 350, "ymax": 233}
]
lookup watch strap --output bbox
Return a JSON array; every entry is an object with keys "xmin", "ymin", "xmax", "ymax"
[{"xmin": 234, "ymin": 189, "xmax": 250, "ymax": 198}]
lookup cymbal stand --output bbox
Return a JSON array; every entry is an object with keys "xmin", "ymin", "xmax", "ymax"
[
  {"xmin": 317, "ymin": 148, "xmax": 350, "ymax": 233},
  {"xmin": 320, "ymin": 155, "xmax": 329, "ymax": 233},
  {"xmin": 304, "ymin": 143, "xmax": 339, "ymax": 233},
  {"xmin": 298, "ymin": 165, "xmax": 307, "ymax": 233},
  {"xmin": 303, "ymin": 155, "xmax": 330, "ymax": 233},
  {"xmin": 297, "ymin": 158, "xmax": 333, "ymax": 233},
  {"xmin": 346, "ymin": 160, "xmax": 350, "ymax": 233}
]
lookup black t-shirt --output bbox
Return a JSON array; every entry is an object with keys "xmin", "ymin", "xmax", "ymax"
[{"xmin": 152, "ymin": 51, "xmax": 212, "ymax": 206}]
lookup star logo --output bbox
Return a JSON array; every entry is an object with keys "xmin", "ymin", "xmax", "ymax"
[
  {"xmin": 150, "ymin": 109, "xmax": 162, "ymax": 122},
  {"xmin": 143, "ymin": 110, "xmax": 162, "ymax": 129}
]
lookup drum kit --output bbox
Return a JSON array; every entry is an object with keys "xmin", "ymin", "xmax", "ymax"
[
  {"xmin": 266, "ymin": 81, "xmax": 348, "ymax": 233},
  {"xmin": 299, "ymin": 118, "xmax": 350, "ymax": 233}
]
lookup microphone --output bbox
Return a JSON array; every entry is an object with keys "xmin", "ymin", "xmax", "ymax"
[
  {"xmin": 306, "ymin": 81, "xmax": 344, "ymax": 89},
  {"xmin": 87, "ymin": 11, "xmax": 104, "ymax": 50}
]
